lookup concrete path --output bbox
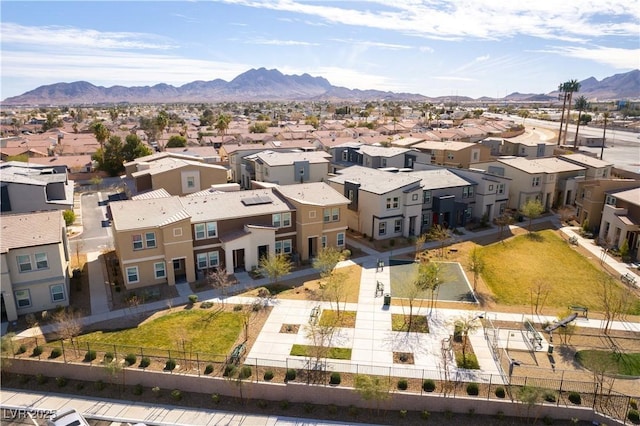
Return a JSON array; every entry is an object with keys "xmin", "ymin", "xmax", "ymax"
[
  {"xmin": 0, "ymin": 389, "xmax": 371, "ymax": 426},
  {"xmin": 87, "ymin": 251, "xmax": 110, "ymax": 315}
]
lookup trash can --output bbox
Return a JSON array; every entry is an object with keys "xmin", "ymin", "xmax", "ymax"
[
  {"xmin": 383, "ymin": 293, "xmax": 391, "ymax": 306},
  {"xmin": 547, "ymin": 345, "xmax": 554, "ymax": 354}
]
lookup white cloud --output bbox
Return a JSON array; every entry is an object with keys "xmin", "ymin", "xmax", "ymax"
[
  {"xmin": 330, "ymin": 39, "xmax": 413, "ymax": 50},
  {"xmin": 475, "ymin": 55, "xmax": 490, "ymax": 62},
  {"xmin": 248, "ymin": 38, "xmax": 319, "ymax": 46},
  {"xmin": 1, "ymin": 23, "xmax": 176, "ymax": 50},
  {"xmin": 540, "ymin": 45, "xmax": 640, "ymax": 68}
]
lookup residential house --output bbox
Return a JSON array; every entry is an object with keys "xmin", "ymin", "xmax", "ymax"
[
  {"xmin": 558, "ymin": 153, "xmax": 613, "ymax": 180},
  {"xmin": 328, "ymin": 166, "xmax": 423, "ymax": 240},
  {"xmin": 274, "ymin": 182, "xmax": 351, "ymax": 260},
  {"xmin": 329, "ymin": 143, "xmax": 430, "ymax": 173},
  {"xmin": 0, "ymin": 211, "xmax": 70, "ymax": 321},
  {"xmin": 599, "ymin": 187, "xmax": 640, "ymax": 261},
  {"xmin": 0, "ymin": 162, "xmax": 74, "ymax": 214},
  {"xmin": 501, "ymin": 137, "xmax": 555, "ymax": 158},
  {"xmin": 575, "ymin": 179, "xmax": 640, "ymax": 229},
  {"xmin": 241, "ymin": 150, "xmax": 331, "ymax": 189},
  {"xmin": 411, "ymin": 140, "xmax": 491, "ymax": 168},
  {"xmin": 124, "ymin": 153, "xmax": 228, "ymax": 197}
]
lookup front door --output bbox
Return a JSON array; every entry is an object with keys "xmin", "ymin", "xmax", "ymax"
[
  {"xmin": 308, "ymin": 237, "xmax": 317, "ymax": 259},
  {"xmin": 172, "ymin": 258, "xmax": 186, "ymax": 282},
  {"xmin": 258, "ymin": 245, "xmax": 268, "ymax": 261},
  {"xmin": 233, "ymin": 249, "xmax": 245, "ymax": 272}
]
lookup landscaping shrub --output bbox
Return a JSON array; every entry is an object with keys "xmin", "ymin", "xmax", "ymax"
[
  {"xmin": 544, "ymin": 391, "xmax": 557, "ymax": 403},
  {"xmin": 16, "ymin": 344, "xmax": 26, "ymax": 355},
  {"xmin": 55, "ymin": 377, "xmax": 67, "ymax": 387},
  {"xmin": 36, "ymin": 374, "xmax": 47, "ymax": 385},
  {"xmin": 632, "ymin": 399, "xmax": 639, "ymax": 410},
  {"xmin": 63, "ymin": 210, "xmax": 75, "ymax": 226},
  {"xmin": 466, "ymin": 382, "xmax": 479, "ymax": 396},
  {"xmin": 139, "ymin": 357, "xmax": 150, "ymax": 368},
  {"xmin": 399, "ymin": 409, "xmax": 407, "ymax": 418},
  {"xmin": 200, "ymin": 301, "xmax": 214, "ymax": 309},
  {"xmin": 84, "ymin": 350, "xmax": 97, "ymax": 362},
  {"xmin": 165, "ymin": 358, "xmax": 177, "ymax": 371},
  {"xmin": 280, "ymin": 400, "xmax": 290, "ymax": 410},
  {"xmin": 257, "ymin": 400, "xmax": 268, "ymax": 409},
  {"xmin": 223, "ymin": 364, "xmax": 236, "ymax": 377},
  {"xmin": 285, "ymin": 368, "xmax": 296, "ymax": 382},
  {"xmin": 233, "ymin": 304, "xmax": 243, "ymax": 311},
  {"xmin": 327, "ymin": 404, "xmax": 338, "ymax": 414},
  {"xmin": 303, "ymin": 403, "xmax": 315, "ymax": 413},
  {"xmin": 124, "ymin": 353, "xmax": 137, "ymax": 366},
  {"xmin": 133, "ymin": 384, "xmax": 144, "ymax": 395},
  {"xmin": 238, "ymin": 365, "xmax": 252, "ymax": 379},
  {"xmin": 329, "ymin": 372, "xmax": 341, "ymax": 385},
  {"xmin": 171, "ymin": 389, "xmax": 182, "ymax": 401},
  {"xmin": 542, "ymin": 415, "xmax": 553, "ymax": 425},
  {"xmin": 263, "ymin": 370, "xmax": 274, "ymax": 381},
  {"xmin": 211, "ymin": 394, "xmax": 220, "ymax": 404},
  {"xmin": 204, "ymin": 364, "xmax": 214, "ymax": 375},
  {"xmin": 568, "ymin": 391, "xmax": 581, "ymax": 405},
  {"xmin": 397, "ymin": 378, "xmax": 408, "ymax": 390},
  {"xmin": 188, "ymin": 294, "xmax": 198, "ymax": 304},
  {"xmin": 75, "ymin": 383, "xmax": 84, "ymax": 391},
  {"xmin": 95, "ymin": 380, "xmax": 106, "ymax": 391},
  {"xmin": 421, "ymin": 410, "xmax": 431, "ymax": 420},
  {"xmin": 32, "ymin": 346, "xmax": 44, "ymax": 357},
  {"xmin": 628, "ymin": 409, "xmax": 640, "ymax": 424},
  {"xmin": 50, "ymin": 348, "xmax": 62, "ymax": 359},
  {"xmin": 152, "ymin": 386, "xmax": 161, "ymax": 397},
  {"xmin": 453, "ymin": 321, "xmax": 463, "ymax": 342},
  {"xmin": 422, "ymin": 379, "xmax": 436, "ymax": 392},
  {"xmin": 348, "ymin": 405, "xmax": 360, "ymax": 417},
  {"xmin": 103, "ymin": 352, "xmax": 114, "ymax": 363},
  {"xmin": 495, "ymin": 386, "xmax": 506, "ymax": 398}
]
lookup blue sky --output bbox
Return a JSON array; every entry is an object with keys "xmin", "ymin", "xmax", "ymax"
[{"xmin": 1, "ymin": 0, "xmax": 639, "ymax": 101}]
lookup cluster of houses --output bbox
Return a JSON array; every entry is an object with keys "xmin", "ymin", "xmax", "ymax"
[{"xmin": 1, "ymin": 112, "xmax": 639, "ymax": 323}]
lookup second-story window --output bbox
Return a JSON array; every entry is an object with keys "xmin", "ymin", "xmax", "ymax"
[
  {"xmin": 206, "ymin": 222, "xmax": 217, "ymax": 238},
  {"xmin": 532, "ymin": 176, "xmax": 541, "ymax": 187},
  {"xmin": 386, "ymin": 197, "xmax": 399, "ymax": 209},
  {"xmin": 423, "ymin": 190, "xmax": 431, "ymax": 204},
  {"xmin": 194, "ymin": 224, "xmax": 206, "ymax": 240},
  {"xmin": 35, "ymin": 253, "xmax": 48, "ymax": 269},
  {"xmin": 17, "ymin": 255, "xmax": 32, "ymax": 272},
  {"xmin": 497, "ymin": 184, "xmax": 505, "ymax": 194},
  {"xmin": 331, "ymin": 208, "xmax": 339, "ymax": 221},
  {"xmin": 462, "ymin": 186, "xmax": 474, "ymax": 198},
  {"xmin": 283, "ymin": 212, "xmax": 291, "ymax": 227},
  {"xmin": 132, "ymin": 234, "xmax": 143, "ymax": 250},
  {"xmin": 145, "ymin": 232, "xmax": 156, "ymax": 249}
]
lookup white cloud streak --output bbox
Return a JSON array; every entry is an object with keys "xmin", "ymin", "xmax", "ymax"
[{"xmin": 538, "ymin": 46, "xmax": 640, "ymax": 68}]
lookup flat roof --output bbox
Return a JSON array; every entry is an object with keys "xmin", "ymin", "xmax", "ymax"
[
  {"xmin": 328, "ymin": 165, "xmax": 421, "ymax": 195},
  {"xmin": 275, "ymin": 182, "xmax": 350, "ymax": 206},
  {"xmin": 1, "ymin": 211, "xmax": 63, "ymax": 253}
]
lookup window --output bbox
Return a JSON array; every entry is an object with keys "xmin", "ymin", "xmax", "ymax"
[
  {"xmin": 132, "ymin": 234, "xmax": 143, "ymax": 250},
  {"xmin": 194, "ymin": 223, "xmax": 206, "ymax": 240},
  {"xmin": 206, "ymin": 222, "xmax": 218, "ymax": 238},
  {"xmin": 173, "ymin": 259, "xmax": 181, "ymax": 270},
  {"xmin": 462, "ymin": 186, "xmax": 474, "ymax": 198},
  {"xmin": 348, "ymin": 189, "xmax": 354, "ymax": 201},
  {"xmin": 379, "ymin": 222, "xmax": 387, "ymax": 236},
  {"xmin": 532, "ymin": 176, "xmax": 540, "ymax": 187},
  {"xmin": 605, "ymin": 196, "xmax": 616, "ymax": 205},
  {"xmin": 272, "ymin": 213, "xmax": 281, "ymax": 228},
  {"xmin": 34, "ymin": 253, "xmax": 48, "ymax": 269},
  {"xmin": 50, "ymin": 284, "xmax": 65, "ymax": 302},
  {"xmin": 17, "ymin": 255, "xmax": 32, "ymax": 272},
  {"xmin": 283, "ymin": 212, "xmax": 291, "ymax": 227},
  {"xmin": 488, "ymin": 185, "xmax": 494, "ymax": 192},
  {"xmin": 422, "ymin": 214, "xmax": 430, "ymax": 226},
  {"xmin": 465, "ymin": 208, "xmax": 472, "ymax": 219},
  {"xmin": 145, "ymin": 232, "xmax": 156, "ymax": 249},
  {"xmin": 173, "ymin": 228, "xmax": 183, "ymax": 237},
  {"xmin": 394, "ymin": 219, "xmax": 403, "ymax": 233},
  {"xmin": 412, "ymin": 193, "xmax": 419, "ymax": 201},
  {"xmin": 309, "ymin": 210, "xmax": 316, "ymax": 219},
  {"xmin": 14, "ymin": 289, "xmax": 31, "ymax": 308},
  {"xmin": 196, "ymin": 253, "xmax": 208, "ymax": 269},
  {"xmin": 473, "ymin": 151, "xmax": 479, "ymax": 160},
  {"xmin": 187, "ymin": 176, "xmax": 195, "ymax": 188},
  {"xmin": 381, "ymin": 158, "xmax": 387, "ymax": 167},
  {"xmin": 275, "ymin": 240, "xmax": 292, "ymax": 254},
  {"xmin": 126, "ymin": 266, "xmax": 139, "ymax": 284},
  {"xmin": 447, "ymin": 153, "xmax": 455, "ymax": 160},
  {"xmin": 342, "ymin": 150, "xmax": 348, "ymax": 161},
  {"xmin": 208, "ymin": 251, "xmax": 219, "ymax": 267},
  {"xmin": 154, "ymin": 262, "xmax": 166, "ymax": 279},
  {"xmin": 323, "ymin": 208, "xmax": 330, "ymax": 223},
  {"xmin": 423, "ymin": 190, "xmax": 431, "ymax": 204},
  {"xmin": 321, "ymin": 235, "xmax": 327, "ymax": 248},
  {"xmin": 386, "ymin": 197, "xmax": 399, "ymax": 209},
  {"xmin": 497, "ymin": 184, "xmax": 505, "ymax": 195},
  {"xmin": 331, "ymin": 208, "xmax": 339, "ymax": 222},
  {"xmin": 337, "ymin": 232, "xmax": 345, "ymax": 247}
]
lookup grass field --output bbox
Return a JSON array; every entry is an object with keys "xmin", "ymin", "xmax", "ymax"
[
  {"xmin": 290, "ymin": 344, "xmax": 352, "ymax": 360},
  {"xmin": 480, "ymin": 230, "xmax": 640, "ymax": 313},
  {"xmin": 389, "ymin": 261, "xmax": 475, "ymax": 303},
  {"xmin": 575, "ymin": 350, "xmax": 640, "ymax": 376},
  {"xmin": 77, "ymin": 309, "xmax": 243, "ymax": 355}
]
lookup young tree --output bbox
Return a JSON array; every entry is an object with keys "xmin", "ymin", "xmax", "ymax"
[
  {"xmin": 320, "ymin": 270, "xmax": 348, "ymax": 318},
  {"xmin": 427, "ymin": 224, "xmax": 451, "ymax": 258},
  {"xmin": 529, "ymin": 279, "xmax": 550, "ymax": 315},
  {"xmin": 518, "ymin": 386, "xmax": 543, "ymax": 424},
  {"xmin": 208, "ymin": 267, "xmax": 233, "ymax": 306},
  {"xmin": 304, "ymin": 318, "xmax": 336, "ymax": 381},
  {"xmin": 598, "ymin": 277, "xmax": 626, "ymax": 335},
  {"xmin": 495, "ymin": 211, "xmax": 514, "ymax": 242},
  {"xmin": 53, "ymin": 309, "xmax": 83, "ymax": 355},
  {"xmin": 467, "ymin": 247, "xmax": 485, "ymax": 292},
  {"xmin": 121, "ymin": 134, "xmax": 152, "ymax": 162},
  {"xmin": 418, "ymin": 262, "xmax": 442, "ymax": 314},
  {"xmin": 258, "ymin": 253, "xmax": 292, "ymax": 285},
  {"xmin": 414, "ymin": 233, "xmax": 427, "ymax": 261},
  {"xmin": 312, "ymin": 246, "xmax": 342, "ymax": 278},
  {"xmin": 520, "ymin": 199, "xmax": 544, "ymax": 234},
  {"xmin": 166, "ymin": 135, "xmax": 187, "ymax": 148},
  {"xmin": 354, "ymin": 374, "xmax": 390, "ymax": 415}
]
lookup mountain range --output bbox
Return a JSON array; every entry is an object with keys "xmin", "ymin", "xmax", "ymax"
[{"xmin": 2, "ymin": 68, "xmax": 638, "ymax": 105}]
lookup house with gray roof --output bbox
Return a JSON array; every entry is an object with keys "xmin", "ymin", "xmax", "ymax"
[
  {"xmin": 241, "ymin": 150, "xmax": 331, "ymax": 189},
  {"xmin": 1, "ymin": 210, "xmax": 70, "ymax": 321}
]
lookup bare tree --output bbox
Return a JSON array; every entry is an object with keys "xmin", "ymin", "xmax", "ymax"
[
  {"xmin": 304, "ymin": 319, "xmax": 337, "ymax": 382},
  {"xmin": 598, "ymin": 277, "xmax": 626, "ymax": 335},
  {"xmin": 467, "ymin": 247, "xmax": 485, "ymax": 293},
  {"xmin": 320, "ymin": 270, "xmax": 348, "ymax": 318},
  {"xmin": 529, "ymin": 279, "xmax": 551, "ymax": 315},
  {"xmin": 495, "ymin": 211, "xmax": 514, "ymax": 242},
  {"xmin": 53, "ymin": 309, "xmax": 83, "ymax": 355},
  {"xmin": 208, "ymin": 267, "xmax": 233, "ymax": 306},
  {"xmin": 414, "ymin": 233, "xmax": 427, "ymax": 261},
  {"xmin": 418, "ymin": 262, "xmax": 442, "ymax": 314}
]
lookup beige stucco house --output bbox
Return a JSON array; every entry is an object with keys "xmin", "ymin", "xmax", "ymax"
[
  {"xmin": 1, "ymin": 211, "xmax": 70, "ymax": 321},
  {"xmin": 599, "ymin": 187, "xmax": 640, "ymax": 260}
]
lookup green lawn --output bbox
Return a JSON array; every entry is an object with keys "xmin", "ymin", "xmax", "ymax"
[
  {"xmin": 77, "ymin": 310, "xmax": 243, "ymax": 356},
  {"xmin": 290, "ymin": 344, "xmax": 352, "ymax": 360},
  {"xmin": 319, "ymin": 310, "xmax": 357, "ymax": 328},
  {"xmin": 480, "ymin": 230, "xmax": 640, "ymax": 313},
  {"xmin": 575, "ymin": 350, "xmax": 640, "ymax": 376},
  {"xmin": 391, "ymin": 314, "xmax": 429, "ymax": 333}
]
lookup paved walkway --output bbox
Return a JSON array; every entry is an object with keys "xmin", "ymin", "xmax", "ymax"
[{"xmin": 0, "ymin": 389, "xmax": 369, "ymax": 426}]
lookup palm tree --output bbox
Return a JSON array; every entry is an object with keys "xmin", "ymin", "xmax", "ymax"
[
  {"xmin": 562, "ymin": 79, "xmax": 581, "ymax": 146},
  {"xmin": 215, "ymin": 114, "xmax": 231, "ymax": 136},
  {"xmin": 573, "ymin": 96, "xmax": 589, "ymax": 148},
  {"xmin": 600, "ymin": 112, "xmax": 610, "ymax": 160},
  {"xmin": 556, "ymin": 83, "xmax": 568, "ymax": 145},
  {"xmin": 90, "ymin": 122, "xmax": 110, "ymax": 161}
]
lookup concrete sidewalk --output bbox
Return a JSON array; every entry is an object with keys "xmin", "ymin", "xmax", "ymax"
[{"xmin": 0, "ymin": 388, "xmax": 371, "ymax": 426}]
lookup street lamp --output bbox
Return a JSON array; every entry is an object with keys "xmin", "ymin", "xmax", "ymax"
[{"xmin": 509, "ymin": 359, "xmax": 521, "ymax": 378}]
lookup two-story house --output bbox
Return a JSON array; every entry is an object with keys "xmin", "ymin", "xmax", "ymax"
[
  {"xmin": 329, "ymin": 143, "xmax": 430, "ymax": 173},
  {"xmin": 1, "ymin": 211, "xmax": 70, "ymax": 321},
  {"xmin": 575, "ymin": 179, "xmax": 640, "ymax": 229},
  {"xmin": 558, "ymin": 153, "xmax": 613, "ymax": 180},
  {"xmin": 328, "ymin": 166, "xmax": 423, "ymax": 240},
  {"xmin": 411, "ymin": 141, "xmax": 491, "ymax": 168},
  {"xmin": 599, "ymin": 187, "xmax": 640, "ymax": 261},
  {"xmin": 241, "ymin": 150, "xmax": 331, "ymax": 189}
]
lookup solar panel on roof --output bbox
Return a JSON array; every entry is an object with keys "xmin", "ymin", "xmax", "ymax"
[{"xmin": 241, "ymin": 195, "xmax": 273, "ymax": 206}]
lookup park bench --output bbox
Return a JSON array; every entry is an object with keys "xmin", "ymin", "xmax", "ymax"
[
  {"xmin": 524, "ymin": 319, "xmax": 543, "ymax": 351},
  {"xmin": 621, "ymin": 273, "xmax": 637, "ymax": 286},
  {"xmin": 376, "ymin": 259, "xmax": 384, "ymax": 272},
  {"xmin": 375, "ymin": 281, "xmax": 384, "ymax": 297},
  {"xmin": 309, "ymin": 305, "xmax": 321, "ymax": 325},
  {"xmin": 229, "ymin": 343, "xmax": 246, "ymax": 365},
  {"xmin": 568, "ymin": 236, "xmax": 578, "ymax": 245},
  {"xmin": 569, "ymin": 305, "xmax": 588, "ymax": 318}
]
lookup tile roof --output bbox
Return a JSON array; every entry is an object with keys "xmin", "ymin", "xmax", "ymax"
[
  {"xmin": 328, "ymin": 165, "xmax": 421, "ymax": 195},
  {"xmin": 275, "ymin": 182, "xmax": 350, "ymax": 206},
  {"xmin": 1, "ymin": 211, "xmax": 63, "ymax": 253}
]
